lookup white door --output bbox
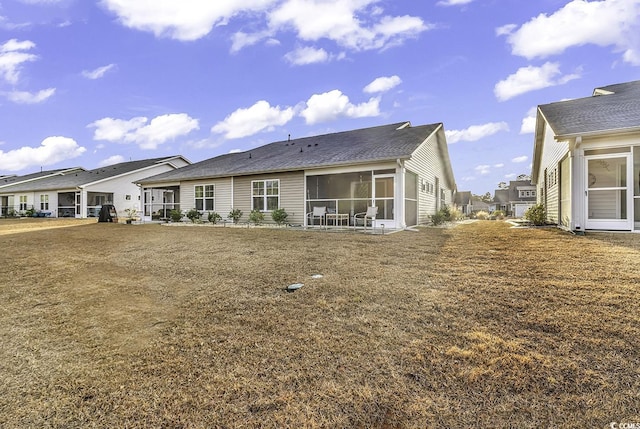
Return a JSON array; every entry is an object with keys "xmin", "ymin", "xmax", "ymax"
[
  {"xmin": 585, "ymin": 154, "xmax": 632, "ymax": 230},
  {"xmin": 373, "ymin": 174, "xmax": 395, "ymax": 227}
]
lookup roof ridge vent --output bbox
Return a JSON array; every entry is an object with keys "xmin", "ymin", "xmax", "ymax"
[{"xmin": 396, "ymin": 122, "xmax": 411, "ymax": 130}]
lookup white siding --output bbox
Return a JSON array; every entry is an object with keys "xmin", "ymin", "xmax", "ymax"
[{"xmin": 405, "ymin": 131, "xmax": 454, "ymax": 224}]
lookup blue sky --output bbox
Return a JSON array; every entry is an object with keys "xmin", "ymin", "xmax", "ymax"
[{"xmin": 0, "ymin": 0, "xmax": 639, "ymax": 195}]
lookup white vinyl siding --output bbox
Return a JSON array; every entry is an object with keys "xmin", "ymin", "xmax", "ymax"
[{"xmin": 535, "ymin": 122, "xmax": 569, "ymax": 224}]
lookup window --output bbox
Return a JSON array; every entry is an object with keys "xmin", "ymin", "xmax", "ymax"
[
  {"xmin": 40, "ymin": 195, "xmax": 49, "ymax": 210},
  {"xmin": 252, "ymin": 179, "xmax": 279, "ymax": 211},
  {"xmin": 195, "ymin": 185, "xmax": 215, "ymax": 211},
  {"xmin": 19, "ymin": 195, "xmax": 27, "ymax": 211}
]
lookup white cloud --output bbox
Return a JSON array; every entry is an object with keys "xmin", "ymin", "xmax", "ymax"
[
  {"xmin": 211, "ymin": 100, "xmax": 295, "ymax": 139},
  {"xmin": 499, "ymin": 0, "xmax": 640, "ymax": 65},
  {"xmin": 512, "ymin": 155, "xmax": 529, "ymax": 163},
  {"xmin": 268, "ymin": 1, "xmax": 429, "ymax": 51},
  {"xmin": 363, "ymin": 75, "xmax": 401, "ymax": 94},
  {"xmin": 300, "ymin": 89, "xmax": 380, "ymax": 125},
  {"xmin": 494, "ymin": 163, "xmax": 504, "ymax": 168},
  {"xmin": 520, "ymin": 106, "xmax": 537, "ymax": 134},
  {"xmin": 98, "ymin": 155, "xmax": 125, "ymax": 167},
  {"xmin": 101, "ymin": 0, "xmax": 276, "ymax": 41},
  {"xmin": 0, "ymin": 39, "xmax": 37, "ymax": 84},
  {"xmin": 475, "ymin": 164, "xmax": 491, "ymax": 175},
  {"xmin": 0, "ymin": 136, "xmax": 86, "ymax": 172},
  {"xmin": 89, "ymin": 113, "xmax": 199, "ymax": 150},
  {"xmin": 494, "ymin": 62, "xmax": 580, "ymax": 101},
  {"xmin": 437, "ymin": 0, "xmax": 474, "ymax": 6},
  {"xmin": 82, "ymin": 64, "xmax": 116, "ymax": 80},
  {"xmin": 6, "ymin": 88, "xmax": 55, "ymax": 104},
  {"xmin": 284, "ymin": 46, "xmax": 330, "ymax": 65},
  {"xmin": 445, "ymin": 122, "xmax": 509, "ymax": 144}
]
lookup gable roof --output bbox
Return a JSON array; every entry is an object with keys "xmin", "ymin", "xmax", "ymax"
[
  {"xmin": 0, "ymin": 156, "xmax": 185, "ymax": 193},
  {"xmin": 139, "ymin": 122, "xmax": 449, "ymax": 185},
  {"xmin": 0, "ymin": 167, "xmax": 85, "ymax": 189},
  {"xmin": 538, "ymin": 79, "xmax": 640, "ymax": 139}
]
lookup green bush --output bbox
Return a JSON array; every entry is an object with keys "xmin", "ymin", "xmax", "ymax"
[
  {"xmin": 25, "ymin": 207, "xmax": 36, "ymax": 217},
  {"xmin": 249, "ymin": 209, "xmax": 265, "ymax": 225},
  {"xmin": 208, "ymin": 212, "xmax": 222, "ymax": 224},
  {"xmin": 228, "ymin": 208, "xmax": 243, "ymax": 224},
  {"xmin": 431, "ymin": 206, "xmax": 452, "ymax": 226},
  {"xmin": 271, "ymin": 208, "xmax": 289, "ymax": 226},
  {"xmin": 524, "ymin": 204, "xmax": 546, "ymax": 226},
  {"xmin": 186, "ymin": 208, "xmax": 202, "ymax": 223},
  {"xmin": 440, "ymin": 205, "xmax": 452, "ymax": 222},
  {"xmin": 169, "ymin": 209, "xmax": 183, "ymax": 222}
]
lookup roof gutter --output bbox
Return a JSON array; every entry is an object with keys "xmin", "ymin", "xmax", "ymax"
[{"xmin": 555, "ymin": 125, "xmax": 640, "ymax": 141}]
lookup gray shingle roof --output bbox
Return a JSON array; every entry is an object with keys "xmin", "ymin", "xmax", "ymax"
[
  {"xmin": 140, "ymin": 122, "xmax": 443, "ymax": 184},
  {"xmin": 0, "ymin": 167, "xmax": 84, "ymax": 188},
  {"xmin": 0, "ymin": 157, "xmax": 178, "ymax": 193},
  {"xmin": 539, "ymin": 80, "xmax": 640, "ymax": 138}
]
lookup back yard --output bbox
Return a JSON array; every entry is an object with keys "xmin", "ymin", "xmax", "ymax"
[{"xmin": 0, "ymin": 219, "xmax": 638, "ymax": 428}]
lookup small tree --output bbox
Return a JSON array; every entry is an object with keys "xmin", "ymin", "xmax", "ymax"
[
  {"xmin": 228, "ymin": 208, "xmax": 243, "ymax": 224},
  {"xmin": 249, "ymin": 209, "xmax": 265, "ymax": 225},
  {"xmin": 524, "ymin": 203, "xmax": 546, "ymax": 226},
  {"xmin": 208, "ymin": 212, "xmax": 222, "ymax": 224},
  {"xmin": 169, "ymin": 209, "xmax": 183, "ymax": 222},
  {"xmin": 186, "ymin": 208, "xmax": 202, "ymax": 223},
  {"xmin": 271, "ymin": 208, "xmax": 289, "ymax": 226}
]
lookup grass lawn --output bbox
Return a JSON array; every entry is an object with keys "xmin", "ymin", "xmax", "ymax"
[{"xmin": 0, "ymin": 219, "xmax": 639, "ymax": 428}]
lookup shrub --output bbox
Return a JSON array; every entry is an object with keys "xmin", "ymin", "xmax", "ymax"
[
  {"xmin": 169, "ymin": 209, "xmax": 183, "ymax": 222},
  {"xmin": 492, "ymin": 210, "xmax": 505, "ymax": 220},
  {"xmin": 208, "ymin": 212, "xmax": 222, "ymax": 224},
  {"xmin": 25, "ymin": 207, "xmax": 36, "ymax": 217},
  {"xmin": 475, "ymin": 210, "xmax": 489, "ymax": 220},
  {"xmin": 431, "ymin": 206, "xmax": 452, "ymax": 226},
  {"xmin": 440, "ymin": 205, "xmax": 452, "ymax": 222},
  {"xmin": 524, "ymin": 203, "xmax": 546, "ymax": 226},
  {"xmin": 449, "ymin": 206, "xmax": 463, "ymax": 221},
  {"xmin": 249, "ymin": 209, "xmax": 265, "ymax": 225},
  {"xmin": 186, "ymin": 208, "xmax": 202, "ymax": 223},
  {"xmin": 271, "ymin": 208, "xmax": 289, "ymax": 226},
  {"xmin": 228, "ymin": 208, "xmax": 243, "ymax": 224}
]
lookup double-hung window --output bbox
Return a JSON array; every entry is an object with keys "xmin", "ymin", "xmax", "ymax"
[
  {"xmin": 195, "ymin": 185, "xmax": 214, "ymax": 211},
  {"xmin": 40, "ymin": 195, "xmax": 49, "ymax": 210},
  {"xmin": 19, "ymin": 195, "xmax": 27, "ymax": 211},
  {"xmin": 252, "ymin": 179, "xmax": 279, "ymax": 211}
]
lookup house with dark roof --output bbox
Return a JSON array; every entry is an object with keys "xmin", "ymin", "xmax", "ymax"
[
  {"xmin": 489, "ymin": 176, "xmax": 536, "ymax": 217},
  {"xmin": 138, "ymin": 122, "xmax": 456, "ymax": 229},
  {"xmin": 0, "ymin": 156, "xmax": 189, "ymax": 219},
  {"xmin": 532, "ymin": 80, "xmax": 640, "ymax": 232}
]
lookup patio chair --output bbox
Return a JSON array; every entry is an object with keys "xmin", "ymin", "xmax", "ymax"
[
  {"xmin": 308, "ymin": 206, "xmax": 327, "ymax": 227},
  {"xmin": 353, "ymin": 206, "xmax": 378, "ymax": 230}
]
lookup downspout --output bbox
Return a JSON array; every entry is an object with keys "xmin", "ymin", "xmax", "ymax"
[{"xmin": 397, "ymin": 158, "xmax": 407, "ymax": 230}]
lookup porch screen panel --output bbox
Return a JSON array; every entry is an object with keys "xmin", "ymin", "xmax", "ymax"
[
  {"xmin": 587, "ymin": 157, "xmax": 627, "ymax": 220},
  {"xmin": 404, "ymin": 171, "xmax": 418, "ymax": 226},
  {"xmin": 306, "ymin": 172, "xmax": 372, "ymax": 216}
]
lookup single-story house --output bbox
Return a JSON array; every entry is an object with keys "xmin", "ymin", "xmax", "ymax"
[
  {"xmin": 453, "ymin": 191, "xmax": 490, "ymax": 216},
  {"xmin": 532, "ymin": 80, "xmax": 640, "ymax": 232},
  {"xmin": 137, "ymin": 122, "xmax": 457, "ymax": 229},
  {"xmin": 0, "ymin": 156, "xmax": 190, "ymax": 219},
  {"xmin": 1, "ymin": 167, "xmax": 85, "ymax": 216}
]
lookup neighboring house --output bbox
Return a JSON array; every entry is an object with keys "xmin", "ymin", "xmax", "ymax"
[
  {"xmin": 490, "ymin": 176, "xmax": 536, "ymax": 217},
  {"xmin": 0, "ymin": 167, "xmax": 85, "ymax": 216},
  {"xmin": 453, "ymin": 191, "xmax": 490, "ymax": 215},
  {"xmin": 0, "ymin": 156, "xmax": 189, "ymax": 219},
  {"xmin": 138, "ymin": 122, "xmax": 457, "ymax": 229},
  {"xmin": 532, "ymin": 80, "xmax": 640, "ymax": 232}
]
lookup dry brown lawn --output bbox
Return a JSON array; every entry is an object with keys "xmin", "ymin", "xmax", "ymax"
[{"xmin": 0, "ymin": 218, "xmax": 639, "ymax": 428}]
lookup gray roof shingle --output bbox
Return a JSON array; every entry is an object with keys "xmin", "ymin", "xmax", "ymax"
[
  {"xmin": 0, "ymin": 157, "xmax": 178, "ymax": 193},
  {"xmin": 539, "ymin": 80, "xmax": 640, "ymax": 138},
  {"xmin": 140, "ymin": 122, "xmax": 443, "ymax": 184}
]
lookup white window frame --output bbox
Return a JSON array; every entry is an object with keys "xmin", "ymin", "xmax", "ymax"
[
  {"xmin": 194, "ymin": 184, "xmax": 215, "ymax": 211},
  {"xmin": 252, "ymin": 179, "xmax": 280, "ymax": 211},
  {"xmin": 40, "ymin": 194, "xmax": 49, "ymax": 210},
  {"xmin": 19, "ymin": 195, "xmax": 28, "ymax": 211}
]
